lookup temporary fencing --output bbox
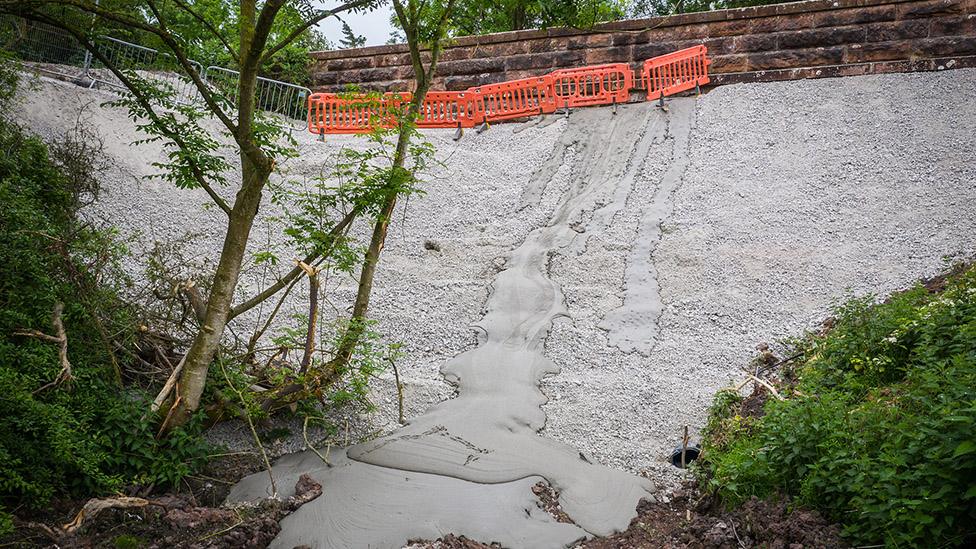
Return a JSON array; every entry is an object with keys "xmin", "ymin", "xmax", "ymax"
[
  {"xmin": 90, "ymin": 36, "xmax": 203, "ymax": 106},
  {"xmin": 551, "ymin": 63, "xmax": 634, "ymax": 108},
  {"xmin": 0, "ymin": 15, "xmax": 89, "ymax": 81},
  {"xmin": 306, "ymin": 44, "xmax": 713, "ymax": 138},
  {"xmin": 307, "ymin": 92, "xmax": 411, "ymax": 135},
  {"xmin": 415, "ymin": 91, "xmax": 484, "ymax": 129},
  {"xmin": 469, "ymin": 76, "xmax": 558, "ymax": 123},
  {"xmin": 205, "ymin": 66, "xmax": 311, "ymax": 129},
  {"xmin": 641, "ymin": 45, "xmax": 710, "ymax": 102}
]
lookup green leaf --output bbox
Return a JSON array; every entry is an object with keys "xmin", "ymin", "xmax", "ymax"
[{"xmin": 952, "ymin": 440, "xmax": 976, "ymax": 458}]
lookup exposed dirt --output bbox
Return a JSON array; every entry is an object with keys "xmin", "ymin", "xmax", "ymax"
[
  {"xmin": 6, "ymin": 455, "xmax": 300, "ymax": 549},
  {"xmin": 737, "ymin": 383, "xmax": 769, "ymax": 420},
  {"xmin": 407, "ymin": 480, "xmax": 845, "ymax": 549},
  {"xmin": 533, "ymin": 481, "xmax": 577, "ymax": 525},
  {"xmin": 581, "ymin": 483, "xmax": 846, "ymax": 549},
  {"xmin": 406, "ymin": 533, "xmax": 503, "ymax": 549}
]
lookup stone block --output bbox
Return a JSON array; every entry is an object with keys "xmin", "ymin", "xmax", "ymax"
[
  {"xmin": 843, "ymin": 41, "xmax": 914, "ymax": 63},
  {"xmin": 438, "ymin": 57, "xmax": 505, "ymax": 76},
  {"xmin": 929, "ymin": 14, "xmax": 976, "ymax": 36},
  {"xmin": 865, "ymin": 20, "xmax": 931, "ymax": 42},
  {"xmin": 777, "ymin": 26, "xmax": 866, "ymax": 50},
  {"xmin": 810, "ymin": 4, "xmax": 899, "ymax": 28},
  {"xmin": 899, "ymin": 0, "xmax": 966, "ymax": 19},
  {"xmin": 708, "ymin": 53, "xmax": 750, "ymax": 72},
  {"xmin": 912, "ymin": 35, "xmax": 976, "ymax": 56},
  {"xmin": 745, "ymin": 46, "xmax": 845, "ymax": 70},
  {"xmin": 327, "ymin": 56, "xmax": 373, "ymax": 71},
  {"xmin": 584, "ymin": 46, "xmax": 633, "ymax": 64},
  {"xmin": 731, "ymin": 33, "xmax": 775, "ymax": 53}
]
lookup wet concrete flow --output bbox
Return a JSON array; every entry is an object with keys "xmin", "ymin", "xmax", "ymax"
[{"xmin": 228, "ymin": 100, "xmax": 698, "ymax": 548}]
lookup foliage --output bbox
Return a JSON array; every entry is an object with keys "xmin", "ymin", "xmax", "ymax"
[
  {"xmin": 390, "ymin": 0, "xmax": 627, "ymax": 38},
  {"xmin": 699, "ymin": 265, "xmax": 976, "ymax": 547},
  {"xmin": 90, "ymin": 0, "xmax": 338, "ymax": 85},
  {"xmin": 0, "ymin": 61, "xmax": 209, "ymax": 533},
  {"xmin": 630, "ymin": 0, "xmax": 804, "ymax": 17}
]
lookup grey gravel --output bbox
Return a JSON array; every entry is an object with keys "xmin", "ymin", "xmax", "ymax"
[{"xmin": 12, "ymin": 68, "xmax": 976, "ymax": 497}]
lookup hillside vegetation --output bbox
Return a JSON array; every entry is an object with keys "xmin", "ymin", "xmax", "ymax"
[
  {"xmin": 700, "ymin": 264, "xmax": 976, "ymax": 547},
  {"xmin": 0, "ymin": 62, "xmax": 210, "ymax": 535}
]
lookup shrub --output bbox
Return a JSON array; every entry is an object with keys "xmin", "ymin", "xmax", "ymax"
[
  {"xmin": 699, "ymin": 265, "xmax": 976, "ymax": 548},
  {"xmin": 0, "ymin": 61, "xmax": 208, "ymax": 533}
]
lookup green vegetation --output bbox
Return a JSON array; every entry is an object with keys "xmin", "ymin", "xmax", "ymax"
[
  {"xmin": 631, "ymin": 0, "xmax": 802, "ymax": 18},
  {"xmin": 699, "ymin": 264, "xmax": 976, "ymax": 547},
  {"xmin": 0, "ymin": 60, "xmax": 208, "ymax": 534},
  {"xmin": 88, "ymin": 0, "xmax": 336, "ymax": 86},
  {"xmin": 387, "ymin": 0, "xmax": 627, "ymax": 40}
]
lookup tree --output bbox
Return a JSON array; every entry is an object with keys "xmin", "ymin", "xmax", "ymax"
[
  {"xmin": 322, "ymin": 0, "xmax": 456, "ymax": 382},
  {"xmin": 390, "ymin": 0, "xmax": 625, "ymax": 38},
  {"xmin": 338, "ymin": 20, "xmax": 366, "ymax": 48},
  {"xmin": 629, "ymin": 0, "xmax": 799, "ymax": 17},
  {"xmin": 2, "ymin": 0, "xmax": 461, "ymax": 436},
  {"xmin": 1, "ymin": 0, "xmax": 388, "ymax": 434}
]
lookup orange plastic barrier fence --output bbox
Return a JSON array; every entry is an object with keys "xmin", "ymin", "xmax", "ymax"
[
  {"xmin": 551, "ymin": 63, "xmax": 634, "ymax": 108},
  {"xmin": 641, "ymin": 45, "xmax": 710, "ymax": 101},
  {"xmin": 416, "ymin": 91, "xmax": 485, "ymax": 128},
  {"xmin": 307, "ymin": 92, "xmax": 411, "ymax": 134},
  {"xmin": 468, "ymin": 76, "xmax": 558, "ymax": 123}
]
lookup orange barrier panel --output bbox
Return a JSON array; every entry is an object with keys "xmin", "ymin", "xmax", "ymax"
[
  {"xmin": 641, "ymin": 45, "xmax": 710, "ymax": 101},
  {"xmin": 308, "ymin": 92, "xmax": 411, "ymax": 135},
  {"xmin": 550, "ymin": 63, "xmax": 634, "ymax": 108},
  {"xmin": 468, "ymin": 76, "xmax": 557, "ymax": 123},
  {"xmin": 416, "ymin": 91, "xmax": 484, "ymax": 128}
]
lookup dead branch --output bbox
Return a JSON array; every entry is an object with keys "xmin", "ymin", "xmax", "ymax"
[
  {"xmin": 681, "ymin": 425, "xmax": 690, "ymax": 469},
  {"xmin": 388, "ymin": 354, "xmax": 405, "ymax": 425},
  {"xmin": 743, "ymin": 374, "xmax": 785, "ymax": 401},
  {"xmin": 302, "ymin": 415, "xmax": 333, "ymax": 468},
  {"xmin": 15, "ymin": 302, "xmax": 73, "ymax": 393},
  {"xmin": 151, "ymin": 353, "xmax": 187, "ymax": 413},
  {"xmin": 63, "ymin": 496, "xmax": 152, "ymax": 533}
]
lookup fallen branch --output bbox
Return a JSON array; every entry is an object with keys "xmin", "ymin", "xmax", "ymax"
[
  {"xmin": 151, "ymin": 353, "xmax": 187, "ymax": 413},
  {"xmin": 219, "ymin": 360, "xmax": 277, "ymax": 498},
  {"xmin": 63, "ymin": 496, "xmax": 152, "ymax": 533},
  {"xmin": 15, "ymin": 302, "xmax": 73, "ymax": 393},
  {"xmin": 744, "ymin": 374, "xmax": 785, "ymax": 401}
]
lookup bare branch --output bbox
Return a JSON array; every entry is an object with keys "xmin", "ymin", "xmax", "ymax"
[
  {"xmin": 297, "ymin": 260, "xmax": 321, "ymax": 374},
  {"xmin": 15, "ymin": 302, "xmax": 73, "ymax": 393}
]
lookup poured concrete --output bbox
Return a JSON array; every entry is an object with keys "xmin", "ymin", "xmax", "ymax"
[{"xmin": 226, "ymin": 103, "xmax": 700, "ymax": 548}]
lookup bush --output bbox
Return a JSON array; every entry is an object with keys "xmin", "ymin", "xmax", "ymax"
[
  {"xmin": 700, "ymin": 265, "xmax": 976, "ymax": 548},
  {"xmin": 0, "ymin": 60, "xmax": 208, "ymax": 533}
]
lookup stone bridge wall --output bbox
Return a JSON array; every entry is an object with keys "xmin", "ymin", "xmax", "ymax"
[{"xmin": 309, "ymin": 0, "xmax": 976, "ymax": 93}]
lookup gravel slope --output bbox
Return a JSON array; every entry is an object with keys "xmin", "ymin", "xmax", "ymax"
[
  {"xmin": 540, "ymin": 68, "xmax": 976, "ymax": 486},
  {"xmin": 12, "ymin": 68, "xmax": 976, "ymax": 497}
]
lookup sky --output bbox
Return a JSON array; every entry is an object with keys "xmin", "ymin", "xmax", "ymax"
[{"xmin": 316, "ymin": 3, "xmax": 398, "ymax": 48}]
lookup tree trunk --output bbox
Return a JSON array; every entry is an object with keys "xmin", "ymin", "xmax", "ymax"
[{"xmin": 159, "ymin": 158, "xmax": 266, "ymax": 433}]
